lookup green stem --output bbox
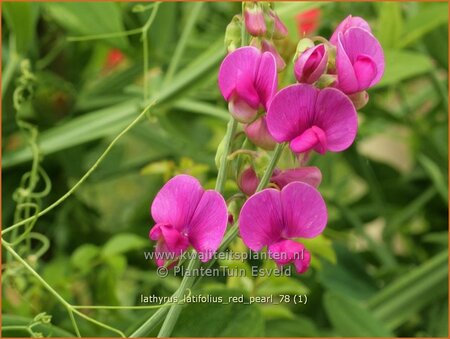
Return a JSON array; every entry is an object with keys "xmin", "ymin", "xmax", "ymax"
[
  {"xmin": 256, "ymin": 143, "xmax": 284, "ymax": 191},
  {"xmin": 129, "ymin": 307, "xmax": 169, "ymax": 337},
  {"xmin": 67, "ymin": 28, "xmax": 143, "ymax": 42},
  {"xmin": 215, "ymin": 118, "xmax": 238, "ymax": 192},
  {"xmin": 157, "ymin": 259, "xmax": 199, "ymax": 338},
  {"xmin": 2, "ymin": 52, "xmax": 20, "ymax": 99},
  {"xmin": 157, "ymin": 143, "xmax": 285, "ymax": 336},
  {"xmin": 68, "ymin": 309, "xmax": 82, "ymax": 337},
  {"xmin": 3, "ymin": 102, "xmax": 155, "ymax": 235},
  {"xmin": 3, "ymin": 242, "xmax": 127, "ymax": 337}
]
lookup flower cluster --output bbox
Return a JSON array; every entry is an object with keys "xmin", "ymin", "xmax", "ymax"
[{"xmin": 148, "ymin": 6, "xmax": 384, "ymax": 275}]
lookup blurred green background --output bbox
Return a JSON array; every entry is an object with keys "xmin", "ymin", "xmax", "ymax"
[{"xmin": 2, "ymin": 1, "xmax": 448, "ymax": 337}]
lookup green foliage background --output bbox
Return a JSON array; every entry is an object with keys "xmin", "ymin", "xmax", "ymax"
[{"xmin": 2, "ymin": 1, "xmax": 448, "ymax": 337}]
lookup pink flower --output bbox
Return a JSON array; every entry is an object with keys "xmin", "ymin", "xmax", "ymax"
[
  {"xmin": 267, "ymin": 84, "xmax": 358, "ymax": 155},
  {"xmin": 268, "ymin": 10, "xmax": 288, "ymax": 39},
  {"xmin": 294, "ymin": 44, "xmax": 328, "ymax": 84},
  {"xmin": 239, "ymin": 182, "xmax": 327, "ymax": 273},
  {"xmin": 329, "ymin": 15, "xmax": 371, "ymax": 45},
  {"xmin": 244, "ymin": 116, "xmax": 276, "ymax": 150},
  {"xmin": 238, "ymin": 166, "xmax": 322, "ymax": 196},
  {"xmin": 244, "ymin": 5, "xmax": 266, "ymax": 37},
  {"xmin": 149, "ymin": 175, "xmax": 228, "ymax": 267},
  {"xmin": 335, "ymin": 27, "xmax": 384, "ymax": 94},
  {"xmin": 218, "ymin": 46, "xmax": 278, "ymax": 123},
  {"xmin": 261, "ymin": 39, "xmax": 286, "ymax": 71}
]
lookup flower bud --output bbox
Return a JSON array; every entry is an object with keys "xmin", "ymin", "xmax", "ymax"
[
  {"xmin": 348, "ymin": 91, "xmax": 369, "ymax": 110},
  {"xmin": 268, "ymin": 10, "xmax": 288, "ymax": 39},
  {"xmin": 238, "ymin": 166, "xmax": 259, "ymax": 196},
  {"xmin": 244, "ymin": 3, "xmax": 266, "ymax": 37},
  {"xmin": 294, "ymin": 44, "xmax": 328, "ymax": 84},
  {"xmin": 261, "ymin": 39, "xmax": 286, "ymax": 71},
  {"xmin": 244, "ymin": 116, "xmax": 277, "ymax": 150},
  {"xmin": 224, "ymin": 15, "xmax": 242, "ymax": 52}
]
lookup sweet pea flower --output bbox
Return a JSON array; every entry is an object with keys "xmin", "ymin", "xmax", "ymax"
[
  {"xmin": 244, "ymin": 116, "xmax": 276, "ymax": 150},
  {"xmin": 267, "ymin": 84, "xmax": 358, "ymax": 155},
  {"xmin": 149, "ymin": 175, "xmax": 228, "ymax": 267},
  {"xmin": 335, "ymin": 27, "xmax": 384, "ymax": 94},
  {"xmin": 218, "ymin": 46, "xmax": 278, "ymax": 123},
  {"xmin": 244, "ymin": 4, "xmax": 266, "ymax": 37},
  {"xmin": 239, "ymin": 182, "xmax": 327, "ymax": 273},
  {"xmin": 239, "ymin": 166, "xmax": 322, "ymax": 196},
  {"xmin": 329, "ymin": 15, "xmax": 371, "ymax": 45},
  {"xmin": 261, "ymin": 39, "xmax": 286, "ymax": 71},
  {"xmin": 294, "ymin": 44, "xmax": 328, "ymax": 84},
  {"xmin": 268, "ymin": 9, "xmax": 288, "ymax": 39}
]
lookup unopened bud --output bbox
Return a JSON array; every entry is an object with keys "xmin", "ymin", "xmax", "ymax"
[
  {"xmin": 244, "ymin": 116, "xmax": 277, "ymax": 150},
  {"xmin": 261, "ymin": 39, "xmax": 286, "ymax": 71},
  {"xmin": 244, "ymin": 3, "xmax": 266, "ymax": 37},
  {"xmin": 268, "ymin": 10, "xmax": 288, "ymax": 39},
  {"xmin": 294, "ymin": 44, "xmax": 328, "ymax": 84},
  {"xmin": 224, "ymin": 15, "xmax": 242, "ymax": 52},
  {"xmin": 348, "ymin": 91, "xmax": 369, "ymax": 110}
]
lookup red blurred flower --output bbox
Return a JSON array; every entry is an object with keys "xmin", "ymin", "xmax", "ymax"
[
  {"xmin": 295, "ymin": 8, "xmax": 321, "ymax": 37},
  {"xmin": 104, "ymin": 48, "xmax": 125, "ymax": 72}
]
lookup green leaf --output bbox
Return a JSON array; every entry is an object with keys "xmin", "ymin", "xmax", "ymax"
[
  {"xmin": 418, "ymin": 154, "xmax": 448, "ymax": 203},
  {"xmin": 301, "ymin": 234, "xmax": 336, "ymax": 269},
  {"xmin": 376, "ymin": 2, "xmax": 403, "ymax": 49},
  {"xmin": 45, "ymin": 2, "xmax": 129, "ymax": 49},
  {"xmin": 368, "ymin": 250, "xmax": 448, "ymax": 330},
  {"xmin": 375, "ymin": 50, "xmax": 433, "ymax": 88},
  {"xmin": 256, "ymin": 276, "xmax": 309, "ymax": 296},
  {"xmin": 2, "ymin": 3, "xmax": 39, "ymax": 55},
  {"xmin": 171, "ymin": 287, "xmax": 264, "ymax": 337},
  {"xmin": 318, "ymin": 244, "xmax": 378, "ymax": 301},
  {"xmin": 400, "ymin": 3, "xmax": 449, "ymax": 48},
  {"xmin": 71, "ymin": 244, "xmax": 100, "ymax": 273},
  {"xmin": 3, "ymin": 40, "xmax": 225, "ymax": 169},
  {"xmin": 324, "ymin": 292, "xmax": 394, "ymax": 337},
  {"xmin": 101, "ymin": 233, "xmax": 148, "ymax": 257}
]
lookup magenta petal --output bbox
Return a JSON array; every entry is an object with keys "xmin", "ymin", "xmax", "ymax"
[
  {"xmin": 255, "ymin": 50, "xmax": 278, "ymax": 108},
  {"xmin": 239, "ymin": 189, "xmax": 284, "ymax": 251},
  {"xmin": 267, "ymin": 84, "xmax": 319, "ymax": 143},
  {"xmin": 268, "ymin": 239, "xmax": 311, "ymax": 274},
  {"xmin": 218, "ymin": 46, "xmax": 260, "ymax": 101},
  {"xmin": 353, "ymin": 54, "xmax": 377, "ymax": 89},
  {"xmin": 261, "ymin": 40, "xmax": 285, "ymax": 72},
  {"xmin": 271, "ymin": 166, "xmax": 322, "ymax": 189},
  {"xmin": 337, "ymin": 28, "xmax": 384, "ymax": 93},
  {"xmin": 150, "ymin": 224, "xmax": 189, "ymax": 267},
  {"xmin": 280, "ymin": 182, "xmax": 327, "ymax": 239},
  {"xmin": 330, "ymin": 15, "xmax": 372, "ymax": 45},
  {"xmin": 315, "ymin": 87, "xmax": 358, "ymax": 152},
  {"xmin": 336, "ymin": 33, "xmax": 358, "ymax": 94},
  {"xmin": 188, "ymin": 190, "xmax": 228, "ymax": 262},
  {"xmin": 290, "ymin": 126, "xmax": 327, "ymax": 154},
  {"xmin": 151, "ymin": 175, "xmax": 204, "ymax": 231}
]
